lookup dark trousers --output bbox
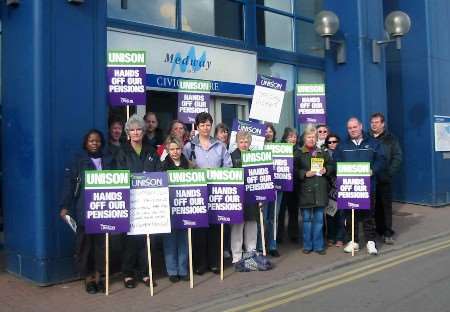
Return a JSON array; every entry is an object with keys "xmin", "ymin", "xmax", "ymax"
[
  {"xmin": 121, "ymin": 235, "xmax": 149, "ymax": 278},
  {"xmin": 192, "ymin": 225, "xmax": 220, "ymax": 271},
  {"xmin": 326, "ymin": 209, "xmax": 347, "ymax": 242},
  {"xmin": 346, "ymin": 194, "xmax": 377, "ymax": 245},
  {"xmin": 375, "ymin": 182, "xmax": 394, "ymax": 237},
  {"xmin": 277, "ymin": 191, "xmax": 299, "ymax": 241},
  {"xmin": 74, "ymin": 226, "xmax": 105, "ymax": 278}
]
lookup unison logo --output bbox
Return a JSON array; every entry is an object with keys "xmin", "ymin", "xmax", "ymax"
[{"xmin": 164, "ymin": 46, "xmax": 212, "ymax": 75}]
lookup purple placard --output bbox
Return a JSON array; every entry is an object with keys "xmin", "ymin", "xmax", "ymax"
[
  {"xmin": 177, "ymin": 92, "xmax": 210, "ymax": 124},
  {"xmin": 336, "ymin": 176, "xmax": 371, "ymax": 210},
  {"xmin": 169, "ymin": 185, "xmax": 209, "ymax": 229},
  {"xmin": 208, "ymin": 184, "xmax": 244, "ymax": 224},
  {"xmin": 107, "ymin": 67, "xmax": 146, "ymax": 106},
  {"xmin": 256, "ymin": 75, "xmax": 287, "ymax": 91},
  {"xmin": 244, "ymin": 164, "xmax": 276, "ymax": 203},
  {"xmin": 297, "ymin": 94, "xmax": 327, "ymax": 124},
  {"xmin": 84, "ymin": 188, "xmax": 130, "ymax": 234},
  {"xmin": 273, "ymin": 156, "xmax": 293, "ymax": 191}
]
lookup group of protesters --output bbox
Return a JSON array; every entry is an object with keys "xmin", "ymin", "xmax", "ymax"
[{"xmin": 59, "ymin": 110, "xmax": 402, "ymax": 294}]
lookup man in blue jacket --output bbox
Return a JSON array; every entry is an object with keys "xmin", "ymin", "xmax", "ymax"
[{"xmin": 334, "ymin": 117, "xmax": 385, "ymax": 255}]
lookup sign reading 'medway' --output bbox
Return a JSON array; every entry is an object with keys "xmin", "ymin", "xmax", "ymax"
[
  {"xmin": 84, "ymin": 170, "xmax": 131, "ymax": 234},
  {"xmin": 108, "ymin": 31, "xmax": 257, "ymax": 96}
]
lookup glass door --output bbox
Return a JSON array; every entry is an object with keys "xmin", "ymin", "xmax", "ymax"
[{"xmin": 212, "ymin": 97, "xmax": 249, "ymax": 128}]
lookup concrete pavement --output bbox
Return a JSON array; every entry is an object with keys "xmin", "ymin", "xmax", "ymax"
[{"xmin": 0, "ymin": 202, "xmax": 449, "ymax": 312}]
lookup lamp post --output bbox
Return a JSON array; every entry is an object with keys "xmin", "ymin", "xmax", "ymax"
[
  {"xmin": 372, "ymin": 11, "xmax": 411, "ymax": 63},
  {"xmin": 314, "ymin": 11, "xmax": 346, "ymax": 64}
]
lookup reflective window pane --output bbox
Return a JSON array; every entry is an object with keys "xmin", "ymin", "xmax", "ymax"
[
  {"xmin": 296, "ymin": 19, "xmax": 324, "ymax": 57},
  {"xmin": 182, "ymin": 0, "xmax": 243, "ymax": 40},
  {"xmin": 107, "ymin": 0, "xmax": 176, "ymax": 28},
  {"xmin": 257, "ymin": 0, "xmax": 292, "ymax": 13},
  {"xmin": 295, "ymin": 0, "xmax": 323, "ymax": 18},
  {"xmin": 257, "ymin": 10, "xmax": 293, "ymax": 51},
  {"xmin": 297, "ymin": 67, "xmax": 325, "ymax": 84},
  {"xmin": 257, "ymin": 61, "xmax": 295, "ymax": 135}
]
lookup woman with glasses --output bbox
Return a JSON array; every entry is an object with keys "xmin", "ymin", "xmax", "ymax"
[
  {"xmin": 316, "ymin": 125, "xmax": 329, "ymax": 150},
  {"xmin": 324, "ymin": 133, "xmax": 346, "ymax": 247}
]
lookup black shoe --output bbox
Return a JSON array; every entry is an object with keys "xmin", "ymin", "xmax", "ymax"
[
  {"xmin": 97, "ymin": 280, "xmax": 105, "ymax": 293},
  {"xmin": 316, "ymin": 250, "xmax": 327, "ymax": 255},
  {"xmin": 210, "ymin": 266, "xmax": 220, "ymax": 274},
  {"xmin": 169, "ymin": 275, "xmax": 180, "ymax": 283},
  {"xmin": 123, "ymin": 277, "xmax": 136, "ymax": 289},
  {"xmin": 384, "ymin": 236, "xmax": 395, "ymax": 245},
  {"xmin": 302, "ymin": 249, "xmax": 311, "ymax": 254},
  {"xmin": 194, "ymin": 268, "xmax": 206, "ymax": 275},
  {"xmin": 269, "ymin": 250, "xmax": 280, "ymax": 257},
  {"xmin": 179, "ymin": 275, "xmax": 190, "ymax": 281},
  {"xmin": 85, "ymin": 281, "xmax": 98, "ymax": 294},
  {"xmin": 142, "ymin": 277, "xmax": 157, "ymax": 287}
]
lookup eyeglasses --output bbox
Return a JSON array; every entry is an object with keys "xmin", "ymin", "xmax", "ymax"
[
  {"xmin": 318, "ymin": 130, "xmax": 328, "ymax": 133},
  {"xmin": 327, "ymin": 140, "xmax": 338, "ymax": 144}
]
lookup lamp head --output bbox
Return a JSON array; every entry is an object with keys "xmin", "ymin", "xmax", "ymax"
[
  {"xmin": 314, "ymin": 11, "xmax": 340, "ymax": 37},
  {"xmin": 385, "ymin": 11, "xmax": 411, "ymax": 37}
]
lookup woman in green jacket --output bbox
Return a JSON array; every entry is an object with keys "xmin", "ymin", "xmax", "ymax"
[{"xmin": 294, "ymin": 125, "xmax": 334, "ymax": 255}]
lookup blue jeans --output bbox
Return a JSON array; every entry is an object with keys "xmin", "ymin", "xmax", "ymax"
[
  {"xmin": 257, "ymin": 192, "xmax": 282, "ymax": 251},
  {"xmin": 301, "ymin": 207, "xmax": 325, "ymax": 252},
  {"xmin": 162, "ymin": 230, "xmax": 188, "ymax": 277}
]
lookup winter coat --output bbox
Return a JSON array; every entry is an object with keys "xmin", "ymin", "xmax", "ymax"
[
  {"xmin": 333, "ymin": 132, "xmax": 385, "ymax": 192},
  {"xmin": 369, "ymin": 130, "xmax": 402, "ymax": 184},
  {"xmin": 59, "ymin": 151, "xmax": 114, "ymax": 226},
  {"xmin": 115, "ymin": 141, "xmax": 160, "ymax": 173},
  {"xmin": 231, "ymin": 148, "xmax": 258, "ymax": 221},
  {"xmin": 294, "ymin": 146, "xmax": 335, "ymax": 209},
  {"xmin": 160, "ymin": 153, "xmax": 190, "ymax": 171},
  {"xmin": 182, "ymin": 135, "xmax": 232, "ymax": 169}
]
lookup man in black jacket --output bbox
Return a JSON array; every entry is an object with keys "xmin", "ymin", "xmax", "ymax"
[{"xmin": 369, "ymin": 112, "xmax": 403, "ymax": 244}]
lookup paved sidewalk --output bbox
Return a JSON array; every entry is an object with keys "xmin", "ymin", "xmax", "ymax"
[{"xmin": 0, "ymin": 203, "xmax": 449, "ymax": 312}]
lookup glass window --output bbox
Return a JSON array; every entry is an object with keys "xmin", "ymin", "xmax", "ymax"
[
  {"xmin": 297, "ymin": 67, "xmax": 325, "ymax": 84},
  {"xmin": 295, "ymin": 0, "xmax": 323, "ymax": 18},
  {"xmin": 181, "ymin": 0, "xmax": 243, "ymax": 40},
  {"xmin": 257, "ymin": 0, "xmax": 292, "ymax": 13},
  {"xmin": 296, "ymin": 19, "xmax": 324, "ymax": 57},
  {"xmin": 258, "ymin": 61, "xmax": 295, "ymax": 135},
  {"xmin": 107, "ymin": 0, "xmax": 176, "ymax": 28},
  {"xmin": 257, "ymin": 9, "xmax": 293, "ymax": 51}
]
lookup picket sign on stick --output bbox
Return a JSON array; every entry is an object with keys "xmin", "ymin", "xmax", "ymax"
[
  {"xmin": 351, "ymin": 209, "xmax": 355, "ymax": 257},
  {"xmin": 188, "ymin": 228, "xmax": 194, "ymax": 289},
  {"xmin": 259, "ymin": 203, "xmax": 267, "ymax": 256},
  {"xmin": 273, "ymin": 192, "xmax": 278, "ymax": 241},
  {"xmin": 126, "ymin": 106, "xmax": 130, "ymax": 120},
  {"xmin": 146, "ymin": 234, "xmax": 154, "ymax": 296},
  {"xmin": 220, "ymin": 223, "xmax": 224, "ymax": 281},
  {"xmin": 105, "ymin": 233, "xmax": 109, "ymax": 296}
]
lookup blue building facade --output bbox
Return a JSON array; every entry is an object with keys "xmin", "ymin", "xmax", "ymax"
[{"xmin": 1, "ymin": 0, "xmax": 449, "ymax": 284}]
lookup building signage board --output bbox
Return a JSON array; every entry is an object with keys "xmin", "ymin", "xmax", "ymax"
[{"xmin": 108, "ymin": 31, "xmax": 257, "ymax": 96}]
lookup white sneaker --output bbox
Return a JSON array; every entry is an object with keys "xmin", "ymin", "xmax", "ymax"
[
  {"xmin": 344, "ymin": 241, "xmax": 359, "ymax": 253},
  {"xmin": 366, "ymin": 241, "xmax": 378, "ymax": 255}
]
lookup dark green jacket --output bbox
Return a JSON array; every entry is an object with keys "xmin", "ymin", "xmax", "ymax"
[
  {"xmin": 369, "ymin": 130, "xmax": 402, "ymax": 183},
  {"xmin": 294, "ymin": 146, "xmax": 335, "ymax": 208}
]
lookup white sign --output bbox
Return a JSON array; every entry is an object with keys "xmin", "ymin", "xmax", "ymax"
[
  {"xmin": 128, "ymin": 173, "xmax": 171, "ymax": 235},
  {"xmin": 434, "ymin": 115, "xmax": 450, "ymax": 152},
  {"xmin": 249, "ymin": 75, "xmax": 287, "ymax": 123}
]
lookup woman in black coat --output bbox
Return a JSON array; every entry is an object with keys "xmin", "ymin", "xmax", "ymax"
[
  {"xmin": 59, "ymin": 129, "xmax": 113, "ymax": 294},
  {"xmin": 115, "ymin": 114, "xmax": 160, "ymax": 289}
]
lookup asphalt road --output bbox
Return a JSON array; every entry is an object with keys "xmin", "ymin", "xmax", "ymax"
[{"xmin": 211, "ymin": 238, "xmax": 450, "ymax": 312}]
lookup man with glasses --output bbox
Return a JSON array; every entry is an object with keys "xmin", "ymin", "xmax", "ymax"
[{"xmin": 369, "ymin": 112, "xmax": 402, "ymax": 244}]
